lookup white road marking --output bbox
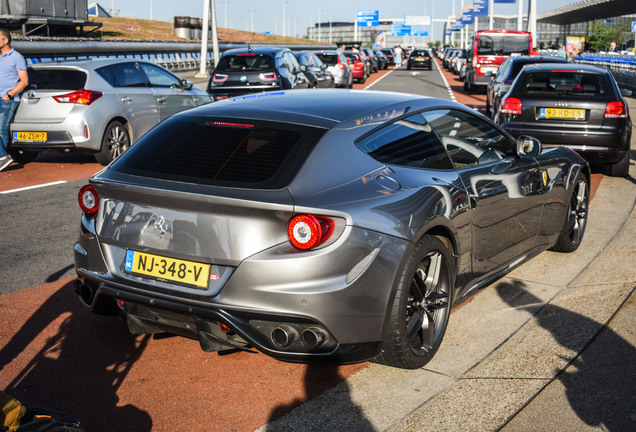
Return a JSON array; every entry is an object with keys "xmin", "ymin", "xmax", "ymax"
[{"xmin": 0, "ymin": 180, "xmax": 68, "ymax": 194}]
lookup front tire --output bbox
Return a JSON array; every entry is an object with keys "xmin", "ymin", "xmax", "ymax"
[
  {"xmin": 551, "ymin": 173, "xmax": 589, "ymax": 253},
  {"xmin": 376, "ymin": 235, "xmax": 454, "ymax": 369},
  {"xmin": 95, "ymin": 120, "xmax": 130, "ymax": 165}
]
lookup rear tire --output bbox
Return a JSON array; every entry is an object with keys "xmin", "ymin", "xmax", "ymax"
[
  {"xmin": 608, "ymin": 151, "xmax": 630, "ymax": 177},
  {"xmin": 95, "ymin": 120, "xmax": 130, "ymax": 165},
  {"xmin": 551, "ymin": 172, "xmax": 589, "ymax": 253},
  {"xmin": 376, "ymin": 235, "xmax": 454, "ymax": 369}
]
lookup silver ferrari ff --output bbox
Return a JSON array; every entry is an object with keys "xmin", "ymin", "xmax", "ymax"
[{"xmin": 74, "ymin": 89, "xmax": 590, "ymax": 369}]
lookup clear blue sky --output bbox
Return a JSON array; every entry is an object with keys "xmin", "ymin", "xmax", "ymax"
[{"xmin": 103, "ymin": 0, "xmax": 576, "ymax": 38}]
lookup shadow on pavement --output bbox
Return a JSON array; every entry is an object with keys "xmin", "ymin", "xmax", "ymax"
[
  {"xmin": 0, "ymin": 281, "xmax": 152, "ymax": 431},
  {"xmin": 265, "ymin": 362, "xmax": 374, "ymax": 431},
  {"xmin": 496, "ymin": 281, "xmax": 636, "ymax": 431}
]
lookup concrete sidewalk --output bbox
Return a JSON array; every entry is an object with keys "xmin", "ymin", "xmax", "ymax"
[{"xmin": 258, "ymin": 140, "xmax": 636, "ymax": 430}]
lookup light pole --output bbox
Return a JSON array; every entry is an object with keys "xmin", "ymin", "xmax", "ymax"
[
  {"xmin": 318, "ymin": 10, "xmax": 322, "ymax": 42},
  {"xmin": 223, "ymin": 1, "xmax": 229, "ymax": 29},
  {"xmin": 283, "ymin": 1, "xmax": 288, "ymax": 37},
  {"xmin": 329, "ymin": 15, "xmax": 332, "ymax": 44},
  {"xmin": 249, "ymin": 9, "xmax": 255, "ymax": 33}
]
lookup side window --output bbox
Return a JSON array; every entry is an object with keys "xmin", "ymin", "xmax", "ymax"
[
  {"xmin": 284, "ymin": 52, "xmax": 300, "ymax": 71},
  {"xmin": 109, "ymin": 63, "xmax": 147, "ymax": 88},
  {"xmin": 422, "ymin": 109, "xmax": 515, "ymax": 167},
  {"xmin": 138, "ymin": 63, "xmax": 181, "ymax": 87},
  {"xmin": 356, "ymin": 113, "xmax": 454, "ymax": 170},
  {"xmin": 96, "ymin": 66, "xmax": 116, "ymax": 87}
]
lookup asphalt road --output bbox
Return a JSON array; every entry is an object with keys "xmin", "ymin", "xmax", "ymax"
[{"xmin": 1, "ymin": 58, "xmax": 633, "ymax": 432}]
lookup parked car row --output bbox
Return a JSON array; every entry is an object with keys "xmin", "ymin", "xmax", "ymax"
[
  {"xmin": 441, "ymin": 42, "xmax": 632, "ymax": 177},
  {"xmin": 8, "ymin": 45, "xmax": 394, "ymax": 166}
]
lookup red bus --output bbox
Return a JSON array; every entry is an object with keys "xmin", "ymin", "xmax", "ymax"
[{"xmin": 464, "ymin": 30, "xmax": 534, "ymax": 93}]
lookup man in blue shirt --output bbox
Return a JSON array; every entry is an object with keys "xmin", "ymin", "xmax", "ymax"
[{"xmin": 0, "ymin": 29, "xmax": 28, "ymax": 172}]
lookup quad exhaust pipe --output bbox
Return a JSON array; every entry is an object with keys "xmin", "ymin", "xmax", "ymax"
[{"xmin": 270, "ymin": 326, "xmax": 327, "ymax": 350}]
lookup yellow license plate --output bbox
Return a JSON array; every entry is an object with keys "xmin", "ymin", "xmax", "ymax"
[
  {"xmin": 14, "ymin": 131, "xmax": 47, "ymax": 142},
  {"xmin": 124, "ymin": 250, "xmax": 210, "ymax": 288},
  {"xmin": 542, "ymin": 108, "xmax": 585, "ymax": 119}
]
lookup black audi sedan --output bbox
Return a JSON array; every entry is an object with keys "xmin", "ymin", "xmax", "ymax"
[
  {"xmin": 74, "ymin": 89, "xmax": 589, "ymax": 370},
  {"xmin": 486, "ymin": 55, "xmax": 568, "ymax": 119},
  {"xmin": 207, "ymin": 47, "xmax": 310, "ymax": 101},
  {"xmin": 495, "ymin": 63, "xmax": 632, "ymax": 177}
]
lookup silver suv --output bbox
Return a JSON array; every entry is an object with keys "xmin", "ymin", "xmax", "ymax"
[{"xmin": 10, "ymin": 58, "xmax": 211, "ymax": 165}]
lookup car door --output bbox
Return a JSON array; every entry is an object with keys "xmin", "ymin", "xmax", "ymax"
[
  {"xmin": 137, "ymin": 62, "xmax": 195, "ymax": 121},
  {"xmin": 422, "ymin": 108, "xmax": 546, "ymax": 280},
  {"xmin": 284, "ymin": 51, "xmax": 309, "ymax": 89},
  {"xmin": 104, "ymin": 62, "xmax": 160, "ymax": 140}
]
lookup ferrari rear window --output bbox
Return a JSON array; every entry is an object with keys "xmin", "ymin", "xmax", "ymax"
[{"xmin": 111, "ymin": 116, "xmax": 326, "ymax": 189}]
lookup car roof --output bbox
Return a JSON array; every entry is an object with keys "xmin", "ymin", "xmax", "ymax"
[
  {"xmin": 222, "ymin": 47, "xmax": 288, "ymax": 56},
  {"xmin": 183, "ymin": 89, "xmax": 434, "ymax": 128},
  {"xmin": 29, "ymin": 57, "xmax": 155, "ymax": 70},
  {"xmin": 519, "ymin": 63, "xmax": 609, "ymax": 74}
]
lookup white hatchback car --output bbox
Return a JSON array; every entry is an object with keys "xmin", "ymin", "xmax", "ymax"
[{"xmin": 10, "ymin": 58, "xmax": 211, "ymax": 165}]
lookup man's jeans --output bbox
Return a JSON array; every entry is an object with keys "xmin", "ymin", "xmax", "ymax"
[{"xmin": 0, "ymin": 99, "xmax": 18, "ymax": 158}]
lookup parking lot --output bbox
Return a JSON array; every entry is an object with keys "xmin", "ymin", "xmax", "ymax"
[{"xmin": 1, "ymin": 57, "xmax": 635, "ymax": 431}]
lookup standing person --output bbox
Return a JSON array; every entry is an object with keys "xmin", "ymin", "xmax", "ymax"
[
  {"xmin": 557, "ymin": 44, "xmax": 567, "ymax": 58},
  {"xmin": 0, "ymin": 28, "xmax": 28, "ymax": 172},
  {"xmin": 394, "ymin": 45, "xmax": 403, "ymax": 68}
]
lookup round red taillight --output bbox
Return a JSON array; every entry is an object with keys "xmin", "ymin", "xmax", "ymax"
[
  {"xmin": 288, "ymin": 214, "xmax": 334, "ymax": 250},
  {"xmin": 78, "ymin": 184, "xmax": 99, "ymax": 215}
]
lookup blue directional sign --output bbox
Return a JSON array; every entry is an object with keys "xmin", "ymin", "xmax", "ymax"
[
  {"xmin": 494, "ymin": 0, "xmax": 516, "ymax": 3},
  {"xmin": 357, "ymin": 10, "xmax": 380, "ymax": 27},
  {"xmin": 473, "ymin": 0, "xmax": 489, "ymax": 17},
  {"xmin": 632, "ymin": 21, "xmax": 636, "ymax": 32},
  {"xmin": 462, "ymin": 10, "xmax": 474, "ymax": 25},
  {"xmin": 413, "ymin": 31, "xmax": 429, "ymax": 37},
  {"xmin": 391, "ymin": 24, "xmax": 411, "ymax": 36}
]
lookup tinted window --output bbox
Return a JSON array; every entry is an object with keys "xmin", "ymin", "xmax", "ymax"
[
  {"xmin": 112, "ymin": 117, "xmax": 327, "ymax": 189},
  {"xmin": 423, "ymin": 109, "xmax": 515, "ymax": 167},
  {"xmin": 216, "ymin": 54, "xmax": 275, "ymax": 72},
  {"xmin": 478, "ymin": 34, "xmax": 530, "ymax": 56},
  {"xmin": 138, "ymin": 63, "xmax": 180, "ymax": 87},
  {"xmin": 27, "ymin": 69, "xmax": 87, "ymax": 90},
  {"xmin": 411, "ymin": 50, "xmax": 431, "ymax": 57},
  {"xmin": 356, "ymin": 114, "xmax": 453, "ymax": 170},
  {"xmin": 98, "ymin": 63, "xmax": 147, "ymax": 87},
  {"xmin": 517, "ymin": 71, "xmax": 612, "ymax": 97},
  {"xmin": 315, "ymin": 53, "xmax": 338, "ymax": 65}
]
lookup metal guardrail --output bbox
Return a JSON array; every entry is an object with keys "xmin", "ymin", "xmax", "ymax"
[
  {"xmin": 11, "ymin": 38, "xmax": 334, "ymax": 74},
  {"xmin": 575, "ymin": 54, "xmax": 636, "ymax": 93}
]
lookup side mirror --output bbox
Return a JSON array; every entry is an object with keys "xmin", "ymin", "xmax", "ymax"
[
  {"xmin": 181, "ymin": 79, "xmax": 193, "ymax": 90},
  {"xmin": 484, "ymin": 71, "xmax": 493, "ymax": 78},
  {"xmin": 621, "ymin": 88, "xmax": 632, "ymax": 97},
  {"xmin": 517, "ymin": 135, "xmax": 542, "ymax": 157}
]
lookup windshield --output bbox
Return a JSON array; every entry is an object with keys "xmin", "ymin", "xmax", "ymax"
[
  {"xmin": 477, "ymin": 34, "xmax": 530, "ymax": 56},
  {"xmin": 216, "ymin": 54, "xmax": 275, "ymax": 72}
]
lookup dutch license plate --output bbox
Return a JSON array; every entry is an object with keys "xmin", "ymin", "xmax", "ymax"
[
  {"xmin": 541, "ymin": 108, "xmax": 585, "ymax": 120},
  {"xmin": 14, "ymin": 131, "xmax": 47, "ymax": 142},
  {"xmin": 124, "ymin": 250, "xmax": 211, "ymax": 288}
]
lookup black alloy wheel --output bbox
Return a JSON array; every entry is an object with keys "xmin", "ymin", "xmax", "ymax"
[
  {"xmin": 377, "ymin": 235, "xmax": 454, "ymax": 369},
  {"xmin": 551, "ymin": 172, "xmax": 589, "ymax": 253}
]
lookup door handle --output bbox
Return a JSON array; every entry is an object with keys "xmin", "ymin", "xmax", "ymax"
[
  {"xmin": 121, "ymin": 96, "xmax": 132, "ymax": 103},
  {"xmin": 157, "ymin": 97, "xmax": 166, "ymax": 104}
]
